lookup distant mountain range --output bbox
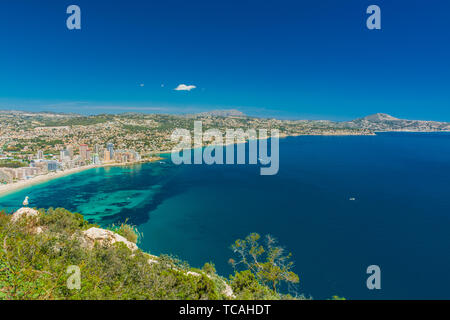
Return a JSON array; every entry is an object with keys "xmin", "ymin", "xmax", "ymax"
[{"xmin": 0, "ymin": 109, "xmax": 449, "ymax": 132}]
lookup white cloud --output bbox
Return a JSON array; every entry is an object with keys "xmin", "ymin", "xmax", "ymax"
[{"xmin": 174, "ymin": 84, "xmax": 197, "ymax": 91}]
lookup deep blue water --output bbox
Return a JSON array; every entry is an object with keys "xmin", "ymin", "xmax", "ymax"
[{"xmin": 1, "ymin": 133, "xmax": 450, "ymax": 299}]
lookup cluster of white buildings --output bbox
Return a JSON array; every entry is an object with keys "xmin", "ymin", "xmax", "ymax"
[
  {"xmin": 0, "ymin": 143, "xmax": 141, "ymax": 184},
  {"xmin": 0, "ymin": 156, "xmax": 61, "ymax": 183},
  {"xmin": 0, "ymin": 166, "xmax": 41, "ymax": 182}
]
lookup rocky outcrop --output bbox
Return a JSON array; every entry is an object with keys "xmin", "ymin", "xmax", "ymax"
[
  {"xmin": 11, "ymin": 207, "xmax": 43, "ymax": 234},
  {"xmin": 81, "ymin": 227, "xmax": 138, "ymax": 251},
  {"xmin": 11, "ymin": 207, "xmax": 39, "ymax": 223},
  {"xmin": 10, "ymin": 208, "xmax": 137, "ymax": 251}
]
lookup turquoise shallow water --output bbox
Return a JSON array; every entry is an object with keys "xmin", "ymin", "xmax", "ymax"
[{"xmin": 2, "ymin": 133, "xmax": 450, "ymax": 299}]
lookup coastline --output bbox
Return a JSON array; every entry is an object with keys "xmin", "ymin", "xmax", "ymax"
[
  {"xmin": 0, "ymin": 157, "xmax": 164, "ymax": 198},
  {"xmin": 0, "ymin": 136, "xmax": 281, "ymax": 198},
  {"xmin": 4, "ymin": 131, "xmax": 440, "ymax": 198},
  {"xmin": 0, "ymin": 165, "xmax": 98, "ymax": 198},
  {"xmin": 151, "ymin": 131, "xmax": 376, "ymax": 156}
]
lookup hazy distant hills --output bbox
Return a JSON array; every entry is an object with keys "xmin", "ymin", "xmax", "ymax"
[
  {"xmin": 343, "ymin": 113, "xmax": 450, "ymax": 132},
  {"xmin": 1, "ymin": 109, "xmax": 449, "ymax": 132},
  {"xmin": 195, "ymin": 109, "xmax": 246, "ymax": 117},
  {"xmin": 0, "ymin": 110, "xmax": 81, "ymax": 118}
]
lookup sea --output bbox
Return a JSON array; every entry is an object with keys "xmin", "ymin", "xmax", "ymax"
[{"xmin": 1, "ymin": 132, "xmax": 450, "ymax": 299}]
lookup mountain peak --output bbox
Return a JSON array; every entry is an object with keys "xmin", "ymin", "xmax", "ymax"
[{"xmin": 362, "ymin": 113, "xmax": 399, "ymax": 121}]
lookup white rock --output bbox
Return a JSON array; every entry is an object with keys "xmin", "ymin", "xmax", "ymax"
[
  {"xmin": 222, "ymin": 282, "xmax": 235, "ymax": 298},
  {"xmin": 11, "ymin": 207, "xmax": 40, "ymax": 223},
  {"xmin": 82, "ymin": 227, "xmax": 138, "ymax": 251},
  {"xmin": 147, "ymin": 254, "xmax": 159, "ymax": 265},
  {"xmin": 34, "ymin": 226, "xmax": 44, "ymax": 234}
]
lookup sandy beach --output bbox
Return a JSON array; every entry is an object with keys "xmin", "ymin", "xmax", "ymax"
[
  {"xmin": 0, "ymin": 165, "xmax": 99, "ymax": 197},
  {"xmin": 0, "ymin": 156, "xmax": 167, "ymax": 198}
]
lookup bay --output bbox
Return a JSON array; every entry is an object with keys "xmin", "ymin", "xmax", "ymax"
[{"xmin": 2, "ymin": 132, "xmax": 450, "ymax": 299}]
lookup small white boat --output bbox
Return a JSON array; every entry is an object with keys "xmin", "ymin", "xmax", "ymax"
[
  {"xmin": 23, "ymin": 196, "xmax": 29, "ymax": 206},
  {"xmin": 349, "ymin": 197, "xmax": 356, "ymax": 201}
]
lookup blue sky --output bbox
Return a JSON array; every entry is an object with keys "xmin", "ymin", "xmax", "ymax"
[{"xmin": 0, "ymin": 0, "xmax": 449, "ymax": 120}]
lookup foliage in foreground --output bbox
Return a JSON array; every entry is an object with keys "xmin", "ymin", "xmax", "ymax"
[
  {"xmin": 229, "ymin": 233, "xmax": 303, "ymax": 299},
  {"xmin": 0, "ymin": 208, "xmax": 306, "ymax": 300},
  {"xmin": 0, "ymin": 208, "xmax": 222, "ymax": 300},
  {"xmin": 108, "ymin": 220, "xmax": 142, "ymax": 244}
]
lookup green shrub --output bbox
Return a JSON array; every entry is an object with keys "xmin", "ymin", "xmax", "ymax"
[
  {"xmin": 108, "ymin": 220, "xmax": 141, "ymax": 244},
  {"xmin": 202, "ymin": 262, "xmax": 216, "ymax": 275},
  {"xmin": 230, "ymin": 270, "xmax": 278, "ymax": 299},
  {"xmin": 39, "ymin": 207, "xmax": 96, "ymax": 233}
]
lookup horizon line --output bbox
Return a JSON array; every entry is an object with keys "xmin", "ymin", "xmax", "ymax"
[{"xmin": 0, "ymin": 108, "xmax": 447, "ymax": 123}]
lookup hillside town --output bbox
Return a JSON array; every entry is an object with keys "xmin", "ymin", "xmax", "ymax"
[
  {"xmin": 0, "ymin": 110, "xmax": 376, "ymax": 184},
  {"xmin": 1, "ymin": 110, "xmax": 448, "ymax": 185}
]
